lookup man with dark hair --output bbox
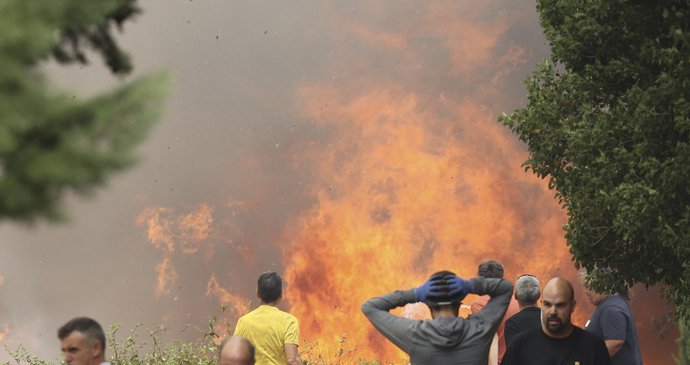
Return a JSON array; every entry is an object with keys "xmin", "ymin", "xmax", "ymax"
[
  {"xmin": 477, "ymin": 260, "xmax": 504, "ymax": 279},
  {"xmin": 504, "ymin": 274, "xmax": 541, "ymax": 347},
  {"xmin": 233, "ymin": 272, "xmax": 301, "ymax": 365},
  {"xmin": 502, "ymin": 277, "xmax": 611, "ymax": 365},
  {"xmin": 361, "ymin": 270, "xmax": 513, "ymax": 364},
  {"xmin": 58, "ymin": 317, "xmax": 108, "ymax": 365},
  {"xmin": 219, "ymin": 336, "xmax": 256, "ymax": 365},
  {"xmin": 583, "ymin": 276, "xmax": 643, "ymax": 365},
  {"xmin": 471, "ymin": 260, "xmax": 519, "ymax": 365}
]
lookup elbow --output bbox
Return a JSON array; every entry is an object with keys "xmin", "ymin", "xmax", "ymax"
[
  {"xmin": 361, "ymin": 300, "xmax": 373, "ymax": 315},
  {"xmin": 605, "ymin": 339, "xmax": 624, "ymax": 357},
  {"xmin": 499, "ymin": 279, "xmax": 513, "ymax": 295}
]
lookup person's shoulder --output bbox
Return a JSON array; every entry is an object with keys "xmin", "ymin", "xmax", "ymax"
[
  {"xmin": 574, "ymin": 326, "xmax": 605, "ymax": 343},
  {"xmin": 598, "ymin": 296, "xmax": 631, "ymax": 318},
  {"xmin": 511, "ymin": 325, "xmax": 542, "ymax": 344},
  {"xmin": 274, "ymin": 307, "xmax": 299, "ymax": 322},
  {"xmin": 240, "ymin": 306, "xmax": 261, "ymax": 316},
  {"xmin": 604, "ymin": 295, "xmax": 632, "ymax": 310}
]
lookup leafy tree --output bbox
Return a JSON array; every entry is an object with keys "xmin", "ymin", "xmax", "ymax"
[
  {"xmin": 678, "ymin": 319, "xmax": 690, "ymax": 365},
  {"xmin": 0, "ymin": 0, "xmax": 168, "ymax": 222},
  {"xmin": 500, "ymin": 0, "xmax": 690, "ymax": 320}
]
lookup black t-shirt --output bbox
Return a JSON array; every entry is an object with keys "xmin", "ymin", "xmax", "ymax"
[
  {"xmin": 502, "ymin": 326, "xmax": 611, "ymax": 365},
  {"xmin": 504, "ymin": 306, "xmax": 541, "ymax": 348}
]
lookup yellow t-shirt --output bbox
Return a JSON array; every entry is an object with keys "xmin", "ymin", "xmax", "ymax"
[{"xmin": 233, "ymin": 305, "xmax": 300, "ymax": 365}]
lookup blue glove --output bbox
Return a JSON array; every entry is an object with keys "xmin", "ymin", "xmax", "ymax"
[
  {"xmin": 445, "ymin": 275, "xmax": 472, "ymax": 298},
  {"xmin": 414, "ymin": 277, "xmax": 444, "ymax": 302}
]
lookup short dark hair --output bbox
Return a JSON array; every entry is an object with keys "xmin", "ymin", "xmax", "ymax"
[
  {"xmin": 424, "ymin": 270, "xmax": 462, "ymax": 313},
  {"xmin": 58, "ymin": 317, "xmax": 106, "ymax": 351},
  {"xmin": 258, "ymin": 272, "xmax": 282, "ymax": 303},
  {"xmin": 477, "ymin": 260, "xmax": 504, "ymax": 279}
]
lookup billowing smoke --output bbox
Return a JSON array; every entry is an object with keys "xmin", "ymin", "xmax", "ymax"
[{"xmin": 0, "ymin": 1, "xmax": 676, "ymax": 364}]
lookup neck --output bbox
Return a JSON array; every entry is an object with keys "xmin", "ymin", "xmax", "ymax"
[
  {"xmin": 431, "ymin": 307, "xmax": 457, "ymax": 319},
  {"xmin": 519, "ymin": 303, "xmax": 538, "ymax": 311},
  {"xmin": 261, "ymin": 300, "xmax": 279, "ymax": 306}
]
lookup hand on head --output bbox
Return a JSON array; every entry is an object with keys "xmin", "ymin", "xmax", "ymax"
[
  {"xmin": 414, "ymin": 276, "xmax": 445, "ymax": 301},
  {"xmin": 415, "ymin": 272, "xmax": 472, "ymax": 302},
  {"xmin": 445, "ymin": 275, "xmax": 472, "ymax": 298}
]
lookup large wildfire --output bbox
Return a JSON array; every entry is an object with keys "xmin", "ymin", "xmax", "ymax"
[
  {"xmin": 0, "ymin": 1, "xmax": 674, "ymax": 364},
  {"xmin": 133, "ymin": 2, "xmax": 677, "ymax": 364}
]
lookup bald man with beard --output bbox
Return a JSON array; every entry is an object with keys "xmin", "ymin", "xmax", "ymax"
[{"xmin": 502, "ymin": 277, "xmax": 611, "ymax": 365}]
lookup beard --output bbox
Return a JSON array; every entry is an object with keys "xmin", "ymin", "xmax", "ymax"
[{"xmin": 545, "ymin": 315, "xmax": 565, "ymax": 333}]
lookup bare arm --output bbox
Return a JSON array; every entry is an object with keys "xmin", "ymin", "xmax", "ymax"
[
  {"xmin": 361, "ymin": 289, "xmax": 417, "ymax": 353},
  {"xmin": 487, "ymin": 333, "xmax": 498, "ymax": 365},
  {"xmin": 604, "ymin": 339, "xmax": 624, "ymax": 357},
  {"xmin": 285, "ymin": 343, "xmax": 301, "ymax": 365}
]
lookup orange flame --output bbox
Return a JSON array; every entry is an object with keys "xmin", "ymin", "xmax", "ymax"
[
  {"xmin": 282, "ymin": 85, "xmax": 572, "ymax": 362},
  {"xmin": 138, "ymin": 204, "xmax": 215, "ymax": 298},
  {"xmin": 0, "ymin": 324, "xmax": 10, "ymax": 343},
  {"xmin": 134, "ymin": 3, "xmax": 673, "ymax": 364},
  {"xmin": 137, "ymin": 207, "xmax": 175, "ymax": 252},
  {"xmin": 137, "ymin": 204, "xmax": 213, "ymax": 254},
  {"xmin": 155, "ymin": 258, "xmax": 178, "ymax": 298},
  {"xmin": 206, "ymin": 273, "xmax": 250, "ymax": 316},
  {"xmin": 177, "ymin": 204, "xmax": 213, "ymax": 254}
]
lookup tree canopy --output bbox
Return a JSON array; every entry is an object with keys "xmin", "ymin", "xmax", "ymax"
[
  {"xmin": 0, "ymin": 0, "xmax": 168, "ymax": 223},
  {"xmin": 500, "ymin": 0, "xmax": 690, "ymax": 317}
]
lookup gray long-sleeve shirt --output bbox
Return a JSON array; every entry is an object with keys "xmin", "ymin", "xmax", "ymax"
[{"xmin": 361, "ymin": 277, "xmax": 513, "ymax": 365}]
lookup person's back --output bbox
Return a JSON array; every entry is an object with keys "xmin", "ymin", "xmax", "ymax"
[
  {"xmin": 470, "ymin": 260, "xmax": 518, "ymax": 365},
  {"xmin": 504, "ymin": 274, "xmax": 541, "ymax": 347},
  {"xmin": 233, "ymin": 272, "xmax": 300, "ymax": 365},
  {"xmin": 235, "ymin": 307, "xmax": 297, "ymax": 364},
  {"xmin": 406, "ymin": 291, "xmax": 511, "ymax": 365},
  {"xmin": 362, "ymin": 271, "xmax": 513, "ymax": 365}
]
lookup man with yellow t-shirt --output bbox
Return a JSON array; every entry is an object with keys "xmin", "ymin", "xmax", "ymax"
[{"xmin": 234, "ymin": 272, "xmax": 301, "ymax": 365}]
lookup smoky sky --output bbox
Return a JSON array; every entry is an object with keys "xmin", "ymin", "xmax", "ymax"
[{"xmin": 0, "ymin": 1, "xmax": 677, "ymax": 364}]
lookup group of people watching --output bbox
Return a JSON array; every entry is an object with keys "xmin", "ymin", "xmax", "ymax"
[
  {"xmin": 57, "ymin": 263, "xmax": 642, "ymax": 365},
  {"xmin": 362, "ymin": 260, "xmax": 643, "ymax": 365},
  {"xmin": 58, "ymin": 272, "xmax": 297, "ymax": 365}
]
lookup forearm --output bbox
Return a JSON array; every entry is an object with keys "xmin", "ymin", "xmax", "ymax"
[
  {"xmin": 470, "ymin": 277, "xmax": 512, "ymax": 298},
  {"xmin": 468, "ymin": 277, "xmax": 513, "ymax": 327},
  {"xmin": 361, "ymin": 289, "xmax": 416, "ymax": 315},
  {"xmin": 361, "ymin": 289, "xmax": 417, "ymax": 353},
  {"xmin": 285, "ymin": 343, "xmax": 300, "ymax": 365},
  {"xmin": 604, "ymin": 339, "xmax": 624, "ymax": 357}
]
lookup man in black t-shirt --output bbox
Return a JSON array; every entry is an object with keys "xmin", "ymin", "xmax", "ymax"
[
  {"xmin": 504, "ymin": 274, "xmax": 541, "ymax": 348},
  {"xmin": 502, "ymin": 277, "xmax": 611, "ymax": 365}
]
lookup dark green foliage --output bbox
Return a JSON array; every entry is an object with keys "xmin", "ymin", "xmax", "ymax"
[
  {"xmin": 0, "ymin": 0, "xmax": 168, "ymax": 222},
  {"xmin": 500, "ymin": 0, "xmax": 690, "ymax": 320},
  {"xmin": 678, "ymin": 319, "xmax": 690, "ymax": 365}
]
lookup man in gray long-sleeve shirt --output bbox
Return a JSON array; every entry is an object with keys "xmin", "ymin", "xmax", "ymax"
[{"xmin": 361, "ymin": 270, "xmax": 513, "ymax": 365}]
